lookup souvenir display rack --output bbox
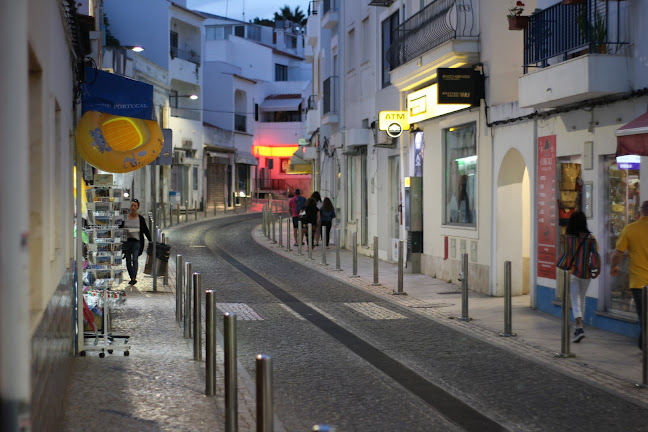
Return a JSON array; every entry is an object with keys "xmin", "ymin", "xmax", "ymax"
[{"xmin": 80, "ymin": 185, "xmax": 131, "ymax": 357}]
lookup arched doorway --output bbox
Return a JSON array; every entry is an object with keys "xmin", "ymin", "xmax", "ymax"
[{"xmin": 496, "ymin": 148, "xmax": 530, "ymax": 299}]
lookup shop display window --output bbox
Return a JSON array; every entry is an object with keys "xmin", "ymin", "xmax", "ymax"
[
  {"xmin": 443, "ymin": 123, "xmax": 477, "ymax": 226},
  {"xmin": 604, "ymin": 156, "xmax": 641, "ymax": 317}
]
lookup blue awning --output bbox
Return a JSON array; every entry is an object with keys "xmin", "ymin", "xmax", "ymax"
[{"xmin": 82, "ymin": 66, "xmax": 154, "ymax": 120}]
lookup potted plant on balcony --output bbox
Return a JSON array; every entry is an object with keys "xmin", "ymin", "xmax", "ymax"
[{"xmin": 507, "ymin": 1, "xmax": 529, "ymax": 31}]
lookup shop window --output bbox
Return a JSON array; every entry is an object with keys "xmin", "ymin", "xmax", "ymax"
[
  {"xmin": 605, "ymin": 156, "xmax": 641, "ymax": 318},
  {"xmin": 443, "ymin": 123, "xmax": 477, "ymax": 226}
]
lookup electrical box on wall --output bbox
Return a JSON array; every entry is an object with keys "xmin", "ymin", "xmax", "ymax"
[{"xmin": 470, "ymin": 241, "xmax": 477, "ymax": 262}]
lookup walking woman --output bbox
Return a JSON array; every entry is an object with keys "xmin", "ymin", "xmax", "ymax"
[
  {"xmin": 319, "ymin": 197, "xmax": 336, "ymax": 247},
  {"xmin": 556, "ymin": 211, "xmax": 601, "ymax": 343}
]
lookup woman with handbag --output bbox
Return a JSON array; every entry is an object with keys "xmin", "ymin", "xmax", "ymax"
[{"xmin": 556, "ymin": 211, "xmax": 601, "ymax": 343}]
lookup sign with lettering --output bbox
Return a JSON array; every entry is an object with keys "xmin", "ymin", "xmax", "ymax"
[
  {"xmin": 537, "ymin": 135, "xmax": 557, "ymax": 280},
  {"xmin": 437, "ymin": 68, "xmax": 481, "ymax": 106},
  {"xmin": 379, "ymin": 111, "xmax": 410, "ymax": 136},
  {"xmin": 407, "ymin": 84, "xmax": 470, "ymax": 124}
]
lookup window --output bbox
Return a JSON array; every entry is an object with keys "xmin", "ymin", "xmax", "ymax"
[
  {"xmin": 347, "ymin": 28, "xmax": 355, "ymax": 72},
  {"xmin": 193, "ymin": 166, "xmax": 198, "ymax": 190},
  {"xmin": 234, "ymin": 25, "xmax": 245, "ymax": 37},
  {"xmin": 361, "ymin": 18, "xmax": 370, "ymax": 64},
  {"xmin": 170, "ymin": 30, "xmax": 178, "ymax": 58},
  {"xmin": 381, "ymin": 12, "xmax": 399, "ymax": 88},
  {"xmin": 275, "ymin": 64, "xmax": 288, "ymax": 81},
  {"xmin": 444, "ymin": 123, "xmax": 477, "ymax": 226},
  {"xmin": 347, "ymin": 156, "xmax": 356, "ymax": 222},
  {"xmin": 205, "ymin": 26, "xmax": 224, "ymax": 40}
]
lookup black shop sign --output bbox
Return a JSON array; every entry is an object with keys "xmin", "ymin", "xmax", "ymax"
[{"xmin": 437, "ymin": 68, "xmax": 481, "ymax": 106}]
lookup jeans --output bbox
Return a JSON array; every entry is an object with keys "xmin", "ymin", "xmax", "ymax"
[
  {"xmin": 632, "ymin": 288, "xmax": 644, "ymax": 349},
  {"xmin": 321, "ymin": 221, "xmax": 332, "ymax": 246},
  {"xmin": 123, "ymin": 239, "xmax": 141, "ymax": 280},
  {"xmin": 569, "ymin": 275, "xmax": 590, "ymax": 320}
]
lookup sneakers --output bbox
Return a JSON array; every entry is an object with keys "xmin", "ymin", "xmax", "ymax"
[{"xmin": 572, "ymin": 327, "xmax": 585, "ymax": 343}]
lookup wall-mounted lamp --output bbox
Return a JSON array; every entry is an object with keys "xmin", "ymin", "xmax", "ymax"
[{"xmin": 171, "ymin": 94, "xmax": 199, "ymax": 100}]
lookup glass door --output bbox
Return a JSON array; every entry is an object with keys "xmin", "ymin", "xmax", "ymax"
[{"xmin": 604, "ymin": 156, "xmax": 640, "ymax": 317}]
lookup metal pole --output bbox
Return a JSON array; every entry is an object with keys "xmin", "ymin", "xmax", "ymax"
[
  {"xmin": 193, "ymin": 272, "xmax": 202, "ymax": 361},
  {"xmin": 279, "ymin": 216, "xmax": 283, "ymax": 248},
  {"xmin": 163, "ymin": 203, "xmax": 167, "ymax": 228},
  {"xmin": 298, "ymin": 220, "xmax": 303, "ymax": 256},
  {"xmin": 176, "ymin": 254, "xmax": 183, "ymax": 322},
  {"xmin": 638, "ymin": 286, "xmax": 648, "ymax": 387},
  {"xmin": 393, "ymin": 240, "xmax": 406, "ymax": 295},
  {"xmin": 352, "ymin": 232, "xmax": 358, "ymax": 277},
  {"xmin": 152, "ymin": 226, "xmax": 158, "ymax": 292},
  {"xmin": 177, "ymin": 202, "xmax": 180, "ymax": 225},
  {"xmin": 286, "ymin": 217, "xmax": 291, "ymax": 252},
  {"xmin": 204, "ymin": 200, "xmax": 207, "ymax": 218},
  {"xmin": 500, "ymin": 261, "xmax": 516, "ymax": 337},
  {"xmin": 184, "ymin": 262, "xmax": 192, "ymax": 338},
  {"xmin": 272, "ymin": 213, "xmax": 276, "ymax": 243},
  {"xmin": 194, "ymin": 202, "xmax": 197, "ymax": 220},
  {"xmin": 555, "ymin": 269, "xmax": 574, "ymax": 357},
  {"xmin": 214, "ymin": 198, "xmax": 217, "ymax": 216},
  {"xmin": 205, "ymin": 290, "xmax": 216, "ymax": 396},
  {"xmin": 185, "ymin": 201, "xmax": 188, "ymax": 222},
  {"xmin": 308, "ymin": 223, "xmax": 313, "ymax": 260},
  {"xmin": 169, "ymin": 202, "xmax": 173, "ymax": 227},
  {"xmin": 372, "ymin": 236, "xmax": 380, "ymax": 286},
  {"xmin": 224, "ymin": 312, "xmax": 238, "ymax": 432},
  {"xmin": 335, "ymin": 228, "xmax": 342, "ymax": 271},
  {"xmin": 245, "ymin": 196, "xmax": 248, "ymax": 213},
  {"xmin": 321, "ymin": 229, "xmax": 327, "ymax": 266},
  {"xmin": 256, "ymin": 354, "xmax": 273, "ymax": 432},
  {"xmin": 162, "ymin": 235, "xmax": 168, "ymax": 286},
  {"xmin": 457, "ymin": 253, "xmax": 470, "ymax": 321}
]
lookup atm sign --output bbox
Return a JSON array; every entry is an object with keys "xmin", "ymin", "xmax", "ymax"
[{"xmin": 379, "ymin": 111, "xmax": 410, "ymax": 133}]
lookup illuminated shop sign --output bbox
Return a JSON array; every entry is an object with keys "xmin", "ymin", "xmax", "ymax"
[
  {"xmin": 407, "ymin": 84, "xmax": 470, "ymax": 124},
  {"xmin": 379, "ymin": 111, "xmax": 410, "ymax": 138},
  {"xmin": 616, "ymin": 154, "xmax": 640, "ymax": 170},
  {"xmin": 437, "ymin": 68, "xmax": 482, "ymax": 106}
]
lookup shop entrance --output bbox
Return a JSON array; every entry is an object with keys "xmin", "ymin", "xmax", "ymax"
[{"xmin": 496, "ymin": 149, "xmax": 530, "ymax": 299}]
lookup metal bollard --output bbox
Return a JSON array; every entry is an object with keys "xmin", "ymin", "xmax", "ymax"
[
  {"xmin": 152, "ymin": 227, "xmax": 159, "ymax": 292},
  {"xmin": 256, "ymin": 354, "xmax": 273, "ymax": 432},
  {"xmin": 335, "ymin": 228, "xmax": 342, "ymax": 271},
  {"xmin": 163, "ymin": 204, "xmax": 167, "ymax": 228},
  {"xmin": 184, "ymin": 262, "xmax": 192, "ymax": 338},
  {"xmin": 321, "ymin": 229, "xmax": 327, "ymax": 266},
  {"xmin": 224, "ymin": 313, "xmax": 238, "ymax": 432},
  {"xmin": 193, "ymin": 272, "xmax": 202, "ymax": 361},
  {"xmin": 272, "ymin": 213, "xmax": 276, "ymax": 243},
  {"xmin": 279, "ymin": 216, "xmax": 283, "ymax": 248},
  {"xmin": 185, "ymin": 202, "xmax": 188, "ymax": 222},
  {"xmin": 640, "ymin": 286, "xmax": 648, "ymax": 387},
  {"xmin": 162, "ymin": 235, "xmax": 169, "ymax": 286},
  {"xmin": 351, "ymin": 232, "xmax": 359, "ymax": 277},
  {"xmin": 286, "ymin": 217, "xmax": 291, "ymax": 252},
  {"xmin": 457, "ymin": 253, "xmax": 470, "ymax": 321},
  {"xmin": 169, "ymin": 202, "xmax": 173, "ymax": 227},
  {"xmin": 308, "ymin": 223, "xmax": 313, "ymax": 260},
  {"xmin": 176, "ymin": 254, "xmax": 184, "ymax": 322},
  {"xmin": 205, "ymin": 290, "xmax": 216, "ymax": 396},
  {"xmin": 177, "ymin": 202, "xmax": 180, "ymax": 225},
  {"xmin": 298, "ymin": 221, "xmax": 303, "ymax": 256},
  {"xmin": 194, "ymin": 202, "xmax": 197, "ymax": 220},
  {"xmin": 555, "ymin": 269, "xmax": 574, "ymax": 358},
  {"xmin": 393, "ymin": 240, "xmax": 406, "ymax": 295},
  {"xmin": 372, "ymin": 236, "xmax": 380, "ymax": 286},
  {"xmin": 500, "ymin": 261, "xmax": 517, "ymax": 337},
  {"xmin": 245, "ymin": 196, "xmax": 248, "ymax": 213}
]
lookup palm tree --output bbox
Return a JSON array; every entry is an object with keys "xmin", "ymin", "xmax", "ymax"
[{"xmin": 274, "ymin": 5, "xmax": 307, "ymax": 27}]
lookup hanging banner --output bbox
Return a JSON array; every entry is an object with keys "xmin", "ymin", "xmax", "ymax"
[
  {"xmin": 537, "ymin": 135, "xmax": 557, "ymax": 280},
  {"xmin": 82, "ymin": 66, "xmax": 155, "ymax": 120}
]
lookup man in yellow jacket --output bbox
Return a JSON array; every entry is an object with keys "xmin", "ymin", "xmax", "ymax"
[{"xmin": 610, "ymin": 200, "xmax": 648, "ymax": 350}]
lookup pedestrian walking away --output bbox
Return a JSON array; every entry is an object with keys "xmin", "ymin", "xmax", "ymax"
[
  {"xmin": 289, "ymin": 189, "xmax": 306, "ymax": 246},
  {"xmin": 120, "ymin": 199, "xmax": 152, "ymax": 285},
  {"xmin": 556, "ymin": 211, "xmax": 600, "ymax": 343},
  {"xmin": 300, "ymin": 197, "xmax": 319, "ymax": 247},
  {"xmin": 610, "ymin": 200, "xmax": 648, "ymax": 350},
  {"xmin": 311, "ymin": 191, "xmax": 323, "ymax": 246},
  {"xmin": 319, "ymin": 197, "xmax": 336, "ymax": 247}
]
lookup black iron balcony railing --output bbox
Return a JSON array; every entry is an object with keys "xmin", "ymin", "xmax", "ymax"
[
  {"xmin": 386, "ymin": 0, "xmax": 478, "ymax": 69},
  {"xmin": 170, "ymin": 46, "xmax": 201, "ymax": 65},
  {"xmin": 322, "ymin": 0, "xmax": 339, "ymax": 16},
  {"xmin": 323, "ymin": 76, "xmax": 338, "ymax": 115},
  {"xmin": 306, "ymin": 95, "xmax": 318, "ymax": 112},
  {"xmin": 523, "ymin": 0, "xmax": 628, "ymax": 73},
  {"xmin": 234, "ymin": 114, "xmax": 246, "ymax": 132},
  {"xmin": 171, "ymin": 107, "xmax": 200, "ymax": 121}
]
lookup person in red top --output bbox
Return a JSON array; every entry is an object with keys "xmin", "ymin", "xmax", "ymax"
[{"xmin": 288, "ymin": 189, "xmax": 306, "ymax": 246}]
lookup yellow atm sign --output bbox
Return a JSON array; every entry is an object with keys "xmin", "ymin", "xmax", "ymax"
[{"xmin": 379, "ymin": 111, "xmax": 410, "ymax": 132}]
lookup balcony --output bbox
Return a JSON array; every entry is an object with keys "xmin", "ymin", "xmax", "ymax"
[
  {"xmin": 171, "ymin": 107, "xmax": 201, "ymax": 121},
  {"xmin": 322, "ymin": 76, "xmax": 338, "ymax": 125},
  {"xmin": 170, "ymin": 46, "xmax": 200, "ymax": 65},
  {"xmin": 387, "ymin": 0, "xmax": 479, "ymax": 92},
  {"xmin": 519, "ymin": 0, "xmax": 629, "ymax": 109},
  {"xmin": 321, "ymin": 0, "xmax": 339, "ymax": 30},
  {"xmin": 306, "ymin": 10, "xmax": 320, "ymax": 47}
]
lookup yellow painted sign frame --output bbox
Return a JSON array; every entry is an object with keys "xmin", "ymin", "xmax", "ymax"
[{"xmin": 379, "ymin": 111, "xmax": 411, "ymax": 131}]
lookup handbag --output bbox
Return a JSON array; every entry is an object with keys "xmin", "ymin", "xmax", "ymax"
[{"xmin": 556, "ymin": 237, "xmax": 585, "ymax": 271}]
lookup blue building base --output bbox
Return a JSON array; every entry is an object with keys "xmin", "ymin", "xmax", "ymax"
[{"xmin": 536, "ymin": 284, "xmax": 640, "ymax": 338}]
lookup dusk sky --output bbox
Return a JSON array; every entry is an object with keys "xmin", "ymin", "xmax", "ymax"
[{"xmin": 186, "ymin": 0, "xmax": 312, "ymax": 22}]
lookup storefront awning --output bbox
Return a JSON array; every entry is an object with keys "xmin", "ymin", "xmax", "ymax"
[
  {"xmin": 235, "ymin": 152, "xmax": 259, "ymax": 166},
  {"xmin": 260, "ymin": 98, "xmax": 302, "ymax": 112},
  {"xmin": 616, "ymin": 112, "xmax": 648, "ymax": 156},
  {"xmin": 207, "ymin": 151, "xmax": 230, "ymax": 165},
  {"xmin": 286, "ymin": 151, "xmax": 312, "ymax": 175}
]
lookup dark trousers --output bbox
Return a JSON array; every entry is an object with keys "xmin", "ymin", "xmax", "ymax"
[
  {"xmin": 321, "ymin": 221, "xmax": 332, "ymax": 246},
  {"xmin": 632, "ymin": 288, "xmax": 644, "ymax": 349},
  {"xmin": 123, "ymin": 239, "xmax": 141, "ymax": 280}
]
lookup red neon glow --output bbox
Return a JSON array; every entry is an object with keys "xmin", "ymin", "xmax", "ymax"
[{"xmin": 252, "ymin": 145, "xmax": 299, "ymax": 157}]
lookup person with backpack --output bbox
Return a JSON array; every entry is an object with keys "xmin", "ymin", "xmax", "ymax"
[
  {"xmin": 288, "ymin": 189, "xmax": 307, "ymax": 246},
  {"xmin": 555, "ymin": 211, "xmax": 601, "ymax": 343}
]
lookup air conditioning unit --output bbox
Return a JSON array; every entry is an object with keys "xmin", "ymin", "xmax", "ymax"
[
  {"xmin": 173, "ymin": 151, "xmax": 185, "ymax": 164},
  {"xmin": 374, "ymin": 129, "xmax": 397, "ymax": 148}
]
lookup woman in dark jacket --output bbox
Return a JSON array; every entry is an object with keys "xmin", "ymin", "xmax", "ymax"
[
  {"xmin": 301, "ymin": 197, "xmax": 319, "ymax": 247},
  {"xmin": 319, "ymin": 197, "xmax": 336, "ymax": 247}
]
